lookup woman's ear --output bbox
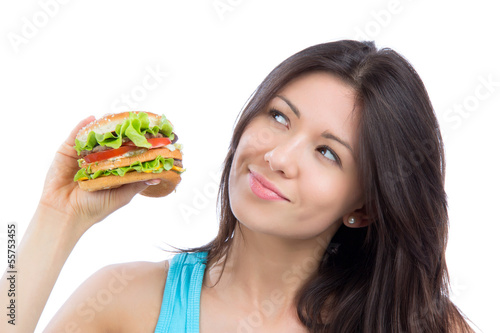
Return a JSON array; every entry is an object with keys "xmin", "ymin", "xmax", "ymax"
[{"xmin": 343, "ymin": 206, "xmax": 374, "ymax": 228}]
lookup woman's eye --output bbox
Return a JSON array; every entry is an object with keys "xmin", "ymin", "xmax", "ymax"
[
  {"xmin": 269, "ymin": 109, "xmax": 288, "ymax": 127},
  {"xmin": 318, "ymin": 146, "xmax": 340, "ymax": 164}
]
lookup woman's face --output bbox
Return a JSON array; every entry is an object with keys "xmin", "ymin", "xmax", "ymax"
[{"xmin": 228, "ymin": 71, "xmax": 364, "ymax": 240}]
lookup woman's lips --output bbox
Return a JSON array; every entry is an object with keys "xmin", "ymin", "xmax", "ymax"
[{"xmin": 248, "ymin": 170, "xmax": 289, "ymax": 201}]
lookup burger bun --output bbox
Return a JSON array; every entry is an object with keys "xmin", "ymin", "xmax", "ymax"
[{"xmin": 77, "ymin": 170, "xmax": 181, "ymax": 197}]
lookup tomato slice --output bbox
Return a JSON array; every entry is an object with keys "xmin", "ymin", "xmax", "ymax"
[
  {"xmin": 122, "ymin": 137, "xmax": 171, "ymax": 148},
  {"xmin": 82, "ymin": 138, "xmax": 172, "ymax": 164},
  {"xmin": 83, "ymin": 146, "xmax": 139, "ymax": 163}
]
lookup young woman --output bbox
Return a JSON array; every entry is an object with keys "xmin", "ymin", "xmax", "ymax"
[{"xmin": 1, "ymin": 40, "xmax": 474, "ymax": 332}]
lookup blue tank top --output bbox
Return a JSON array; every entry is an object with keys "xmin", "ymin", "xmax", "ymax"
[{"xmin": 154, "ymin": 251, "xmax": 208, "ymax": 333}]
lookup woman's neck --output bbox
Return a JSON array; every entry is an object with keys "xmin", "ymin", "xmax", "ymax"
[{"xmin": 204, "ymin": 221, "xmax": 339, "ymax": 320}]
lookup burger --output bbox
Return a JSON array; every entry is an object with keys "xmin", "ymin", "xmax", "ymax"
[{"xmin": 73, "ymin": 111, "xmax": 184, "ymax": 197}]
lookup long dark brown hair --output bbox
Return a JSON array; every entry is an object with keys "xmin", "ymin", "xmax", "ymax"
[{"xmin": 180, "ymin": 40, "xmax": 474, "ymax": 332}]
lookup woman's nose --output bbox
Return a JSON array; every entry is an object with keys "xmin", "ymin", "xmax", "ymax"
[{"xmin": 263, "ymin": 139, "xmax": 302, "ymax": 178}]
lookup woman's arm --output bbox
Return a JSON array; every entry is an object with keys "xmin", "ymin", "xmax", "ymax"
[
  {"xmin": 42, "ymin": 260, "xmax": 169, "ymax": 332},
  {"xmin": 0, "ymin": 116, "xmax": 154, "ymax": 332},
  {"xmin": 0, "ymin": 205, "xmax": 83, "ymax": 333}
]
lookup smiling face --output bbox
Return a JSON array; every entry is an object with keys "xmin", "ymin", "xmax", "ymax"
[{"xmin": 228, "ymin": 71, "xmax": 365, "ymax": 240}]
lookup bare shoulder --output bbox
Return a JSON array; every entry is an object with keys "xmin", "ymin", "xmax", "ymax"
[{"xmin": 44, "ymin": 259, "xmax": 170, "ymax": 333}]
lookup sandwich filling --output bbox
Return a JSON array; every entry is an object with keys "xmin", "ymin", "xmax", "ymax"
[{"xmin": 73, "ymin": 112, "xmax": 184, "ymax": 182}]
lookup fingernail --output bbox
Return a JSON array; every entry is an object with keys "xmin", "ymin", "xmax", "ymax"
[{"xmin": 145, "ymin": 179, "xmax": 160, "ymax": 185}]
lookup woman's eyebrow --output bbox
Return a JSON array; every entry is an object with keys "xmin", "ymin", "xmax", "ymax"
[
  {"xmin": 276, "ymin": 95, "xmax": 301, "ymax": 118},
  {"xmin": 321, "ymin": 131, "xmax": 354, "ymax": 155}
]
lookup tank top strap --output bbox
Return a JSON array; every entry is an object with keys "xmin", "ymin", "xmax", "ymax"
[{"xmin": 154, "ymin": 251, "xmax": 208, "ymax": 333}]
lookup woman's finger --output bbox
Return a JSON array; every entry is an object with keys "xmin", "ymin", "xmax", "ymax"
[{"xmin": 63, "ymin": 115, "xmax": 96, "ymax": 149}]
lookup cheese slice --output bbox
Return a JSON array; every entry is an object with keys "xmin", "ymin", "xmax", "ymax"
[{"xmin": 171, "ymin": 165, "xmax": 185, "ymax": 173}]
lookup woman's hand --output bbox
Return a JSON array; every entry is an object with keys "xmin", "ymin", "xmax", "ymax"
[
  {"xmin": 0, "ymin": 116, "xmax": 161, "ymax": 333},
  {"xmin": 38, "ymin": 115, "xmax": 157, "ymax": 233}
]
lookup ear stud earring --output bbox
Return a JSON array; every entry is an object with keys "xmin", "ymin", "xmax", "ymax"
[{"xmin": 348, "ymin": 216, "xmax": 356, "ymax": 225}]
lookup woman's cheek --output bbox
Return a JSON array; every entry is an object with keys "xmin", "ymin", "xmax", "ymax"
[
  {"xmin": 303, "ymin": 169, "xmax": 348, "ymax": 207},
  {"xmin": 237, "ymin": 126, "xmax": 261, "ymax": 158}
]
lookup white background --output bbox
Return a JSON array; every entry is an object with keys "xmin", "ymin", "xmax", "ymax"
[{"xmin": 1, "ymin": 1, "xmax": 499, "ymax": 332}]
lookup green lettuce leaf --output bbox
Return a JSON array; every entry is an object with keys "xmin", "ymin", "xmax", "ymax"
[
  {"xmin": 74, "ymin": 112, "xmax": 174, "ymax": 155},
  {"xmin": 74, "ymin": 156, "xmax": 179, "ymax": 181}
]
